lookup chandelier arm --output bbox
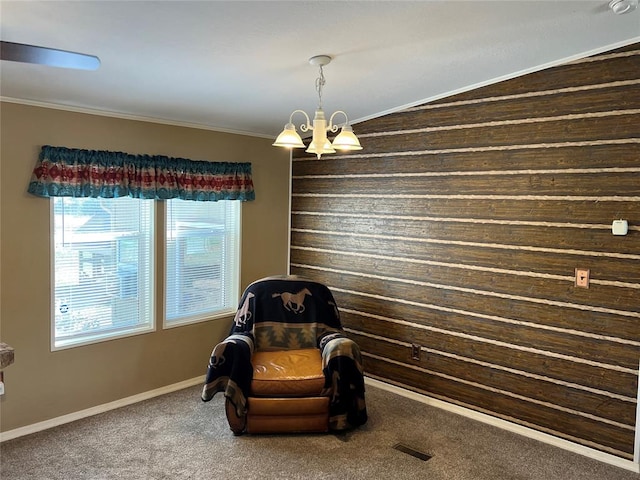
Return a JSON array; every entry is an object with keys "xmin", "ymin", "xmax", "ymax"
[
  {"xmin": 327, "ymin": 110, "xmax": 350, "ymax": 133},
  {"xmin": 288, "ymin": 109, "xmax": 312, "ymax": 132}
]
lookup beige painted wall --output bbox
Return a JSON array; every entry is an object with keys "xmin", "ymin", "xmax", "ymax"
[{"xmin": 0, "ymin": 102, "xmax": 291, "ymax": 432}]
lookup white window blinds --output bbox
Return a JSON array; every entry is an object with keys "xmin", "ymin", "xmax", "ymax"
[
  {"xmin": 165, "ymin": 199, "xmax": 240, "ymax": 326},
  {"xmin": 52, "ymin": 197, "xmax": 154, "ymax": 349}
]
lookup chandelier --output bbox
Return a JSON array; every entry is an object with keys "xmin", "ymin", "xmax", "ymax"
[{"xmin": 273, "ymin": 55, "xmax": 362, "ymax": 159}]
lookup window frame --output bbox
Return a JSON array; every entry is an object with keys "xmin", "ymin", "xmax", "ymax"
[
  {"xmin": 162, "ymin": 199, "xmax": 241, "ymax": 329},
  {"xmin": 49, "ymin": 197, "xmax": 241, "ymax": 351}
]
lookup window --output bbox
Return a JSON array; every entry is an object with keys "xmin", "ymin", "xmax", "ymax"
[
  {"xmin": 52, "ymin": 197, "xmax": 241, "ymax": 349},
  {"xmin": 37, "ymin": 146, "xmax": 252, "ymax": 350},
  {"xmin": 165, "ymin": 199, "xmax": 240, "ymax": 327},
  {"xmin": 52, "ymin": 197, "xmax": 154, "ymax": 349}
]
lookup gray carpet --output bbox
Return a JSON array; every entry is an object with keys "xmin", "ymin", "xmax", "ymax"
[{"xmin": 1, "ymin": 384, "xmax": 638, "ymax": 479}]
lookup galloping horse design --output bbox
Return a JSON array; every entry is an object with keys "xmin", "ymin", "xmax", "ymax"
[
  {"xmin": 234, "ymin": 292, "xmax": 255, "ymax": 328},
  {"xmin": 272, "ymin": 288, "xmax": 312, "ymax": 313}
]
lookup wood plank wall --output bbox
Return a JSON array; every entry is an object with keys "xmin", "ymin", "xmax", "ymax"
[{"xmin": 290, "ymin": 43, "xmax": 640, "ymax": 460}]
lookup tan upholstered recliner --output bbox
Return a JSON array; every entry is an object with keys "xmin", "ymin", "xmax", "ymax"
[
  {"xmin": 244, "ymin": 348, "xmax": 329, "ymax": 433},
  {"xmin": 202, "ymin": 276, "xmax": 367, "ymax": 435}
]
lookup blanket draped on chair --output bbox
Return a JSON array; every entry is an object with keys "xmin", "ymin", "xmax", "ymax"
[{"xmin": 201, "ymin": 276, "xmax": 368, "ymax": 431}]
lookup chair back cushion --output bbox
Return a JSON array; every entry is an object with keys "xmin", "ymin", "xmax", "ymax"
[{"xmin": 231, "ymin": 276, "xmax": 343, "ymax": 351}]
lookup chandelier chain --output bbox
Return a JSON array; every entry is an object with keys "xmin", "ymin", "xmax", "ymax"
[{"xmin": 315, "ymin": 65, "xmax": 326, "ymax": 109}]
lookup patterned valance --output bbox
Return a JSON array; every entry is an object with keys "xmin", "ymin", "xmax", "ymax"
[{"xmin": 27, "ymin": 145, "xmax": 255, "ymax": 202}]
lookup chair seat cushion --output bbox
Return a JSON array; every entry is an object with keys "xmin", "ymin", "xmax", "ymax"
[{"xmin": 251, "ymin": 348, "xmax": 325, "ymax": 396}]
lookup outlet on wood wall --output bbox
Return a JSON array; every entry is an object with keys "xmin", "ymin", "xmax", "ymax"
[{"xmin": 290, "ymin": 43, "xmax": 640, "ymax": 459}]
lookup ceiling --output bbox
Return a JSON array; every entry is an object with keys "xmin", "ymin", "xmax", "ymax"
[{"xmin": 1, "ymin": 1, "xmax": 638, "ymax": 140}]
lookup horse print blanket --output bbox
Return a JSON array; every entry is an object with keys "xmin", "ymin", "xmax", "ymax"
[{"xmin": 201, "ymin": 275, "xmax": 368, "ymax": 431}]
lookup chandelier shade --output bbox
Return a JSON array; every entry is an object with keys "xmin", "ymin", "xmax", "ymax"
[
  {"xmin": 272, "ymin": 123, "xmax": 305, "ymax": 148},
  {"xmin": 306, "ymin": 141, "xmax": 336, "ymax": 156},
  {"xmin": 332, "ymin": 124, "xmax": 363, "ymax": 151},
  {"xmin": 273, "ymin": 55, "xmax": 362, "ymax": 159}
]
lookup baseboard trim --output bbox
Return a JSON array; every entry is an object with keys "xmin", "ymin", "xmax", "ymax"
[
  {"xmin": 365, "ymin": 376, "xmax": 640, "ymax": 473},
  {"xmin": 0, "ymin": 376, "xmax": 203, "ymax": 443}
]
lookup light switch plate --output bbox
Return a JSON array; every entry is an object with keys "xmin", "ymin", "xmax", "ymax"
[{"xmin": 575, "ymin": 268, "xmax": 590, "ymax": 288}]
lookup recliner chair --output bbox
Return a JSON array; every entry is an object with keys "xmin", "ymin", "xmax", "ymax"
[{"xmin": 202, "ymin": 275, "xmax": 367, "ymax": 434}]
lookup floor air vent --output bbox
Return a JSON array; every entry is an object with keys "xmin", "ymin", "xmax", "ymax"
[{"xmin": 392, "ymin": 443, "xmax": 432, "ymax": 462}]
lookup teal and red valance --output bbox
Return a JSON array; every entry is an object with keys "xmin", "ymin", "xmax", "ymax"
[{"xmin": 27, "ymin": 145, "xmax": 255, "ymax": 202}]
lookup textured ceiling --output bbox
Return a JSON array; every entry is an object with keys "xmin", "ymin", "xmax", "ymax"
[{"xmin": 1, "ymin": 1, "xmax": 638, "ymax": 139}]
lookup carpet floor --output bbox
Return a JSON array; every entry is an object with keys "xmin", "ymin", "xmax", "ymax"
[{"xmin": 1, "ymin": 383, "xmax": 638, "ymax": 479}]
